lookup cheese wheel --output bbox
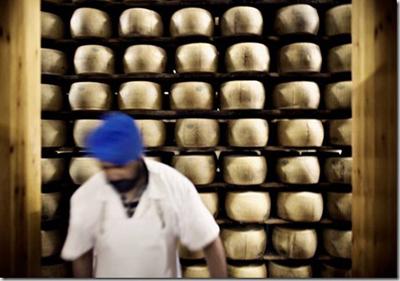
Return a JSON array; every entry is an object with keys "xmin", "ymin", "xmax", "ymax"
[
  {"xmin": 74, "ymin": 45, "xmax": 114, "ymax": 74},
  {"xmin": 119, "ymin": 81, "xmax": 162, "ymax": 110},
  {"xmin": 144, "ymin": 156, "xmax": 162, "ymax": 162},
  {"xmin": 325, "ymin": 4, "xmax": 351, "ymax": 36},
  {"xmin": 41, "ymin": 229, "xmax": 63, "ymax": 258},
  {"xmin": 135, "ymin": 120, "xmax": 166, "ymax": 147},
  {"xmin": 223, "ymin": 155, "xmax": 267, "ymax": 185},
  {"xmin": 179, "ymin": 244, "xmax": 204, "ymax": 259},
  {"xmin": 225, "ymin": 43, "xmax": 270, "ymax": 72},
  {"xmin": 73, "ymin": 119, "xmax": 103, "ymax": 148},
  {"xmin": 320, "ymin": 262, "xmax": 351, "ymax": 277},
  {"xmin": 69, "ymin": 157, "xmax": 102, "ymax": 185},
  {"xmin": 279, "ymin": 43, "xmax": 322, "ymax": 73},
  {"xmin": 272, "ymin": 227, "xmax": 318, "ymax": 259},
  {"xmin": 199, "ymin": 192, "xmax": 219, "ymax": 217},
  {"xmin": 172, "ymin": 155, "xmax": 216, "ymax": 185},
  {"xmin": 42, "ymin": 84, "xmax": 63, "ymax": 111},
  {"xmin": 124, "ymin": 45, "xmax": 166, "ymax": 74},
  {"xmin": 324, "ymin": 157, "xmax": 352, "ymax": 183},
  {"xmin": 42, "ymin": 192, "xmax": 62, "ymax": 220},
  {"xmin": 69, "ymin": 82, "xmax": 112, "ymax": 110},
  {"xmin": 41, "ymin": 12, "xmax": 64, "ymax": 39},
  {"xmin": 277, "ymin": 192, "xmax": 323, "ymax": 222},
  {"xmin": 329, "ymin": 119, "xmax": 352, "ymax": 145},
  {"xmin": 70, "ymin": 8, "xmax": 111, "ymax": 38},
  {"xmin": 327, "ymin": 192, "xmax": 352, "ymax": 221},
  {"xmin": 175, "ymin": 119, "xmax": 219, "ymax": 148},
  {"xmin": 170, "ymin": 82, "xmax": 213, "ymax": 110},
  {"xmin": 41, "ymin": 158, "xmax": 65, "ymax": 184},
  {"xmin": 328, "ymin": 44, "xmax": 351, "ymax": 73},
  {"xmin": 220, "ymin": 80, "xmax": 265, "ymax": 110},
  {"xmin": 221, "ymin": 227, "xmax": 267, "ymax": 260},
  {"xmin": 42, "ymin": 120, "xmax": 66, "ymax": 148},
  {"xmin": 221, "ymin": 6, "xmax": 263, "ymax": 36},
  {"xmin": 273, "ymin": 81, "xmax": 320, "ymax": 109},
  {"xmin": 41, "ymin": 263, "xmax": 69, "ymax": 278},
  {"xmin": 182, "ymin": 265, "xmax": 210, "ymax": 278},
  {"xmin": 268, "ymin": 262, "xmax": 312, "ymax": 278},
  {"xmin": 41, "ymin": 48, "xmax": 67, "ymax": 75},
  {"xmin": 170, "ymin": 8, "xmax": 214, "ymax": 37},
  {"xmin": 228, "ymin": 119, "xmax": 269, "ymax": 147},
  {"xmin": 277, "ymin": 119, "xmax": 324, "ymax": 147},
  {"xmin": 225, "ymin": 191, "xmax": 271, "ymax": 222},
  {"xmin": 119, "ymin": 8, "xmax": 163, "ymax": 37},
  {"xmin": 323, "ymin": 229, "xmax": 352, "ymax": 258},
  {"xmin": 276, "ymin": 156, "xmax": 320, "ymax": 184},
  {"xmin": 228, "ymin": 264, "xmax": 267, "ymax": 278},
  {"xmin": 176, "ymin": 43, "xmax": 218, "ymax": 73},
  {"xmin": 274, "ymin": 4, "xmax": 319, "ymax": 35},
  {"xmin": 324, "ymin": 81, "xmax": 352, "ymax": 109}
]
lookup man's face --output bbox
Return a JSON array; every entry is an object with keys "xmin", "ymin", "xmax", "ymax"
[{"xmin": 101, "ymin": 159, "xmax": 142, "ymax": 182}]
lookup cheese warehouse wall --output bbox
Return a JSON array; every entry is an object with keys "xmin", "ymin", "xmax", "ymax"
[{"xmin": 40, "ymin": 0, "xmax": 352, "ymax": 278}]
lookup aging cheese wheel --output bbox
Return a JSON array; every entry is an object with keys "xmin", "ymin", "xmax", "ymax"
[
  {"xmin": 320, "ymin": 262, "xmax": 351, "ymax": 277},
  {"xmin": 70, "ymin": 8, "xmax": 111, "ymax": 38},
  {"xmin": 223, "ymin": 155, "xmax": 267, "ymax": 185},
  {"xmin": 276, "ymin": 156, "xmax": 320, "ymax": 184},
  {"xmin": 176, "ymin": 43, "xmax": 218, "ymax": 73},
  {"xmin": 268, "ymin": 262, "xmax": 312, "ymax": 278},
  {"xmin": 172, "ymin": 155, "xmax": 216, "ymax": 185},
  {"xmin": 221, "ymin": 6, "xmax": 263, "ymax": 36},
  {"xmin": 69, "ymin": 82, "xmax": 112, "ymax": 110},
  {"xmin": 170, "ymin": 82, "xmax": 214, "ymax": 110},
  {"xmin": 274, "ymin": 4, "xmax": 319, "ymax": 35},
  {"xmin": 170, "ymin": 8, "xmax": 214, "ymax": 37},
  {"xmin": 119, "ymin": 8, "xmax": 163, "ymax": 37},
  {"xmin": 228, "ymin": 119, "xmax": 269, "ymax": 147},
  {"xmin": 42, "ymin": 120, "xmax": 66, "ymax": 148},
  {"xmin": 182, "ymin": 265, "xmax": 210, "ymax": 278},
  {"xmin": 69, "ymin": 157, "xmax": 102, "ymax": 185},
  {"xmin": 41, "ymin": 229, "xmax": 64, "ymax": 258},
  {"xmin": 324, "ymin": 81, "xmax": 352, "ymax": 109},
  {"xmin": 323, "ymin": 229, "xmax": 352, "ymax": 258},
  {"xmin": 272, "ymin": 227, "xmax": 318, "ymax": 259},
  {"xmin": 329, "ymin": 119, "xmax": 352, "ymax": 145},
  {"xmin": 324, "ymin": 157, "xmax": 352, "ymax": 184},
  {"xmin": 135, "ymin": 120, "xmax": 166, "ymax": 147},
  {"xmin": 277, "ymin": 119, "xmax": 324, "ymax": 147},
  {"xmin": 277, "ymin": 192, "xmax": 323, "ymax": 222},
  {"xmin": 325, "ymin": 4, "xmax": 351, "ymax": 36},
  {"xmin": 41, "ymin": 48, "xmax": 67, "ymax": 75},
  {"xmin": 279, "ymin": 43, "xmax": 322, "ymax": 73},
  {"xmin": 225, "ymin": 191, "xmax": 271, "ymax": 222},
  {"xmin": 41, "ymin": 12, "xmax": 64, "ymax": 39},
  {"xmin": 179, "ymin": 244, "xmax": 204, "ymax": 259},
  {"xmin": 220, "ymin": 80, "xmax": 265, "ymax": 110},
  {"xmin": 328, "ymin": 44, "xmax": 351, "ymax": 73},
  {"xmin": 73, "ymin": 119, "xmax": 103, "ymax": 148},
  {"xmin": 273, "ymin": 81, "xmax": 320, "ymax": 109},
  {"xmin": 199, "ymin": 192, "xmax": 219, "ymax": 217},
  {"xmin": 41, "ymin": 263, "xmax": 70, "ymax": 278},
  {"xmin": 124, "ymin": 45, "xmax": 167, "ymax": 73},
  {"xmin": 118, "ymin": 81, "xmax": 162, "ymax": 110},
  {"xmin": 42, "ymin": 84, "xmax": 63, "ymax": 111},
  {"xmin": 228, "ymin": 264, "xmax": 267, "ymax": 278},
  {"xmin": 41, "ymin": 158, "xmax": 65, "ymax": 184},
  {"xmin": 221, "ymin": 227, "xmax": 267, "ymax": 260},
  {"xmin": 327, "ymin": 192, "xmax": 352, "ymax": 221},
  {"xmin": 42, "ymin": 192, "xmax": 62, "ymax": 220},
  {"xmin": 225, "ymin": 43, "xmax": 270, "ymax": 72},
  {"xmin": 175, "ymin": 119, "xmax": 219, "ymax": 148},
  {"xmin": 74, "ymin": 45, "xmax": 114, "ymax": 74}
]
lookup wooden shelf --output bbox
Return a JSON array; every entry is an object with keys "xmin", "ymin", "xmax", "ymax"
[{"xmin": 216, "ymin": 217, "xmax": 351, "ymax": 226}]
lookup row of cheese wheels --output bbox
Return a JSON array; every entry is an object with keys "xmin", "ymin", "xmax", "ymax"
[{"xmin": 42, "ymin": 5, "xmax": 351, "ymax": 39}]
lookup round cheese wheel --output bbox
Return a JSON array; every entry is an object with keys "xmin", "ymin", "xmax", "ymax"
[
  {"xmin": 69, "ymin": 157, "xmax": 102, "ymax": 185},
  {"xmin": 320, "ymin": 262, "xmax": 351, "ymax": 277},
  {"xmin": 268, "ymin": 262, "xmax": 312, "ymax": 278},
  {"xmin": 74, "ymin": 45, "xmax": 114, "ymax": 74},
  {"xmin": 277, "ymin": 119, "xmax": 324, "ymax": 147},
  {"xmin": 135, "ymin": 119, "xmax": 166, "ymax": 147},
  {"xmin": 274, "ymin": 4, "xmax": 319, "ymax": 35},
  {"xmin": 41, "ymin": 263, "xmax": 69, "ymax": 278},
  {"xmin": 279, "ymin": 43, "xmax": 322, "ymax": 73},
  {"xmin": 228, "ymin": 264, "xmax": 267, "ymax": 278},
  {"xmin": 176, "ymin": 43, "xmax": 218, "ymax": 73},
  {"xmin": 228, "ymin": 119, "xmax": 269, "ymax": 147},
  {"xmin": 119, "ymin": 8, "xmax": 163, "ymax": 37},
  {"xmin": 182, "ymin": 265, "xmax": 210, "ymax": 278},
  {"xmin": 170, "ymin": 82, "xmax": 213, "ymax": 110},
  {"xmin": 170, "ymin": 8, "xmax": 214, "ymax": 37},
  {"xmin": 324, "ymin": 81, "xmax": 352, "ymax": 109},
  {"xmin": 223, "ymin": 155, "xmax": 267, "ymax": 185},
  {"xmin": 41, "ymin": 158, "xmax": 65, "ymax": 184},
  {"xmin": 179, "ymin": 244, "xmax": 204, "ymax": 259},
  {"xmin": 175, "ymin": 119, "xmax": 219, "ymax": 148},
  {"xmin": 69, "ymin": 82, "xmax": 112, "ymax": 111},
  {"xmin": 327, "ymin": 192, "xmax": 352, "ymax": 221},
  {"xmin": 221, "ymin": 6, "xmax": 263, "ymax": 36},
  {"xmin": 41, "ymin": 229, "xmax": 63, "ymax": 258},
  {"xmin": 277, "ymin": 192, "xmax": 323, "ymax": 222},
  {"xmin": 324, "ymin": 157, "xmax": 352, "ymax": 183},
  {"xmin": 41, "ymin": 12, "xmax": 64, "ymax": 39},
  {"xmin": 329, "ymin": 119, "xmax": 352, "ymax": 145},
  {"xmin": 220, "ymin": 80, "xmax": 265, "ymax": 110},
  {"xmin": 124, "ymin": 45, "xmax": 166, "ymax": 73},
  {"xmin": 276, "ymin": 156, "xmax": 320, "ymax": 184},
  {"xmin": 42, "ymin": 84, "xmax": 63, "ymax": 111},
  {"xmin": 328, "ymin": 44, "xmax": 351, "ymax": 73},
  {"xmin": 199, "ymin": 192, "xmax": 219, "ymax": 217},
  {"xmin": 273, "ymin": 81, "xmax": 320, "ymax": 109},
  {"xmin": 41, "ymin": 192, "xmax": 61, "ymax": 220},
  {"xmin": 41, "ymin": 120, "xmax": 66, "ymax": 148},
  {"xmin": 272, "ymin": 227, "xmax": 318, "ymax": 259},
  {"xmin": 73, "ymin": 119, "xmax": 103, "ymax": 148},
  {"xmin": 172, "ymin": 155, "xmax": 216, "ymax": 185},
  {"xmin": 221, "ymin": 227, "xmax": 267, "ymax": 260},
  {"xmin": 323, "ymin": 229, "xmax": 352, "ymax": 258},
  {"xmin": 225, "ymin": 43, "xmax": 270, "ymax": 72},
  {"xmin": 225, "ymin": 191, "xmax": 271, "ymax": 222},
  {"xmin": 325, "ymin": 4, "xmax": 351, "ymax": 36},
  {"xmin": 70, "ymin": 8, "xmax": 111, "ymax": 38},
  {"xmin": 41, "ymin": 48, "xmax": 67, "ymax": 75},
  {"xmin": 118, "ymin": 81, "xmax": 162, "ymax": 110}
]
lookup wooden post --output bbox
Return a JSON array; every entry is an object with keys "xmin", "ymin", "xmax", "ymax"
[
  {"xmin": 0, "ymin": 0, "xmax": 41, "ymax": 277},
  {"xmin": 352, "ymin": 0, "xmax": 397, "ymax": 277}
]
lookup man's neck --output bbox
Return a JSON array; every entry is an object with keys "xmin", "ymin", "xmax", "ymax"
[{"xmin": 121, "ymin": 160, "xmax": 148, "ymax": 202}]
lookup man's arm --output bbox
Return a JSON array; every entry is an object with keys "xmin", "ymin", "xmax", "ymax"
[
  {"xmin": 72, "ymin": 249, "xmax": 93, "ymax": 278},
  {"xmin": 203, "ymin": 237, "xmax": 228, "ymax": 278}
]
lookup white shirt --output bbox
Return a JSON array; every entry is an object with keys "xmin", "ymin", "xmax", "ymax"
[{"xmin": 61, "ymin": 159, "xmax": 220, "ymax": 278}]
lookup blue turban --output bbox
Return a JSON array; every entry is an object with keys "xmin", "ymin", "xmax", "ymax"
[{"xmin": 86, "ymin": 112, "xmax": 144, "ymax": 166}]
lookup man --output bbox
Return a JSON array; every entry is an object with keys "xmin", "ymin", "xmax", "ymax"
[{"xmin": 61, "ymin": 112, "xmax": 227, "ymax": 278}]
